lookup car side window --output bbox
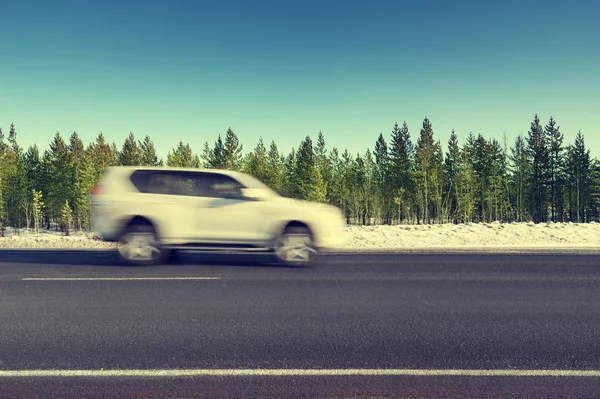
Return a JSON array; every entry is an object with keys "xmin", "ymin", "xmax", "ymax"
[
  {"xmin": 130, "ymin": 170, "xmax": 247, "ymax": 199},
  {"xmin": 202, "ymin": 174, "xmax": 246, "ymax": 200},
  {"xmin": 138, "ymin": 171, "xmax": 201, "ymax": 196}
]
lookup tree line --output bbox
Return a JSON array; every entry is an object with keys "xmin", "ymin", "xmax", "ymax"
[{"xmin": 0, "ymin": 114, "xmax": 599, "ymax": 236}]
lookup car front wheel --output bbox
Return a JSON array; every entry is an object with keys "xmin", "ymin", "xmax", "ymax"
[{"xmin": 273, "ymin": 225, "xmax": 317, "ymax": 266}]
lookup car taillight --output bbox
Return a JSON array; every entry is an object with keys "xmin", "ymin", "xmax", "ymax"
[{"xmin": 90, "ymin": 185, "xmax": 105, "ymax": 195}]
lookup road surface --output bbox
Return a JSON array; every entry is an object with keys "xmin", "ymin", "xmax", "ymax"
[{"xmin": 1, "ymin": 250, "xmax": 600, "ymax": 398}]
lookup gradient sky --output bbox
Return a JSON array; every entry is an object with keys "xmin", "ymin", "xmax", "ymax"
[{"xmin": 1, "ymin": 0, "xmax": 599, "ymax": 159}]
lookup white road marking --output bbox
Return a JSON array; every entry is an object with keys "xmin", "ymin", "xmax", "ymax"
[
  {"xmin": 0, "ymin": 369, "xmax": 599, "ymax": 378},
  {"xmin": 22, "ymin": 277, "xmax": 221, "ymax": 281}
]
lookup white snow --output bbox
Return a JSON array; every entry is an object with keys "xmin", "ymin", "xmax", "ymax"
[
  {"xmin": 0, "ymin": 229, "xmax": 115, "ymax": 249},
  {"xmin": 340, "ymin": 221, "xmax": 600, "ymax": 251},
  {"xmin": 0, "ymin": 222, "xmax": 599, "ymax": 251}
]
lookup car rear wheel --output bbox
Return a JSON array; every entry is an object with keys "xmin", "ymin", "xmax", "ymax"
[
  {"xmin": 117, "ymin": 224, "xmax": 170, "ymax": 266},
  {"xmin": 273, "ymin": 225, "xmax": 317, "ymax": 266}
]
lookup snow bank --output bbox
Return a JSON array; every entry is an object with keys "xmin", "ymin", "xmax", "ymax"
[
  {"xmin": 341, "ymin": 221, "xmax": 600, "ymax": 250},
  {"xmin": 0, "ymin": 229, "xmax": 115, "ymax": 249},
  {"xmin": 0, "ymin": 222, "xmax": 598, "ymax": 251}
]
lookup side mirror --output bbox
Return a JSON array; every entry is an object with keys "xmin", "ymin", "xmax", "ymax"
[{"xmin": 241, "ymin": 188, "xmax": 270, "ymax": 201}]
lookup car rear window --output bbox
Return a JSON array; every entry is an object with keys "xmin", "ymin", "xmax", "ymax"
[{"xmin": 129, "ymin": 170, "xmax": 154, "ymax": 193}]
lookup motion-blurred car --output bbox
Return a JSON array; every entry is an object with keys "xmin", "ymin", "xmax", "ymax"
[{"xmin": 89, "ymin": 166, "xmax": 346, "ymax": 266}]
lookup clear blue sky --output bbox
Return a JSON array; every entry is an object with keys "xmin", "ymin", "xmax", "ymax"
[{"xmin": 1, "ymin": 0, "xmax": 598, "ymax": 159}]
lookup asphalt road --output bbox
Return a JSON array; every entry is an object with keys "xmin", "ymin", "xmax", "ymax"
[{"xmin": 1, "ymin": 250, "xmax": 600, "ymax": 398}]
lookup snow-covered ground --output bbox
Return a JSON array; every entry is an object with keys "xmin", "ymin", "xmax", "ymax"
[
  {"xmin": 342, "ymin": 221, "xmax": 600, "ymax": 251},
  {"xmin": 0, "ymin": 229, "xmax": 115, "ymax": 249},
  {"xmin": 0, "ymin": 222, "xmax": 599, "ymax": 251}
]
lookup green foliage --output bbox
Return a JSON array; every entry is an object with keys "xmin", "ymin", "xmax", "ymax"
[
  {"xmin": 140, "ymin": 135, "xmax": 160, "ymax": 167},
  {"xmin": 47, "ymin": 132, "xmax": 71, "ymax": 224},
  {"xmin": 223, "ymin": 128, "xmax": 243, "ymax": 170},
  {"xmin": 0, "ymin": 178, "xmax": 6, "ymax": 237},
  {"xmin": 545, "ymin": 117, "xmax": 565, "ymax": 222},
  {"xmin": 414, "ymin": 117, "xmax": 443, "ymax": 224},
  {"xmin": 0, "ymin": 117, "xmax": 598, "ymax": 231},
  {"xmin": 314, "ymin": 131, "xmax": 332, "ymax": 200},
  {"xmin": 32, "ymin": 189, "xmax": 44, "ymax": 234},
  {"xmin": 527, "ymin": 114, "xmax": 550, "ymax": 223},
  {"xmin": 389, "ymin": 121, "xmax": 414, "ymax": 223},
  {"xmin": 265, "ymin": 140, "xmax": 284, "ymax": 194},
  {"xmin": 509, "ymin": 134, "xmax": 531, "ymax": 222},
  {"xmin": 166, "ymin": 142, "xmax": 200, "ymax": 168},
  {"xmin": 294, "ymin": 135, "xmax": 326, "ymax": 202},
  {"xmin": 200, "ymin": 141, "xmax": 214, "ymax": 168},
  {"xmin": 247, "ymin": 137, "xmax": 269, "ymax": 183},
  {"xmin": 119, "ymin": 132, "xmax": 143, "ymax": 166},
  {"xmin": 443, "ymin": 130, "xmax": 460, "ymax": 223},
  {"xmin": 282, "ymin": 148, "xmax": 297, "ymax": 198},
  {"xmin": 61, "ymin": 199, "xmax": 73, "ymax": 236},
  {"xmin": 2, "ymin": 124, "xmax": 27, "ymax": 229},
  {"xmin": 89, "ymin": 132, "xmax": 116, "ymax": 182}
]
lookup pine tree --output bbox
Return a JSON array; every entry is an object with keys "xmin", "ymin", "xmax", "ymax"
[
  {"xmin": 314, "ymin": 131, "xmax": 331, "ymax": 201},
  {"xmin": 282, "ymin": 148, "xmax": 297, "ymax": 198},
  {"xmin": 589, "ymin": 159, "xmax": 600, "ymax": 221},
  {"xmin": 247, "ymin": 137, "xmax": 269, "ymax": 183},
  {"xmin": 23, "ymin": 146, "xmax": 41, "ymax": 230},
  {"xmin": 39, "ymin": 150, "xmax": 53, "ymax": 229},
  {"xmin": 200, "ymin": 141, "xmax": 214, "ymax": 168},
  {"xmin": 389, "ymin": 121, "xmax": 415, "ymax": 223},
  {"xmin": 455, "ymin": 135, "xmax": 478, "ymax": 223},
  {"xmin": 470, "ymin": 134, "xmax": 488, "ymax": 221},
  {"xmin": 47, "ymin": 132, "xmax": 71, "ymax": 228},
  {"xmin": 414, "ymin": 117, "xmax": 442, "ymax": 224},
  {"xmin": 24, "ymin": 145, "xmax": 41, "ymax": 192},
  {"xmin": 444, "ymin": 130, "xmax": 460, "ymax": 223},
  {"xmin": 68, "ymin": 132, "xmax": 88, "ymax": 230},
  {"xmin": 119, "ymin": 132, "xmax": 142, "ymax": 166},
  {"xmin": 69, "ymin": 132, "xmax": 85, "ymax": 164},
  {"xmin": 0, "ymin": 128, "xmax": 4, "ymax": 234},
  {"xmin": 167, "ymin": 142, "xmax": 200, "ymax": 168},
  {"xmin": 373, "ymin": 133, "xmax": 390, "ymax": 224},
  {"xmin": 3, "ymin": 123, "xmax": 27, "ymax": 229},
  {"xmin": 340, "ymin": 149, "xmax": 354, "ymax": 222},
  {"xmin": 362, "ymin": 150, "xmax": 376, "ymax": 225},
  {"xmin": 527, "ymin": 114, "xmax": 549, "ymax": 223},
  {"xmin": 509, "ymin": 134, "xmax": 531, "ymax": 222},
  {"xmin": 327, "ymin": 148, "xmax": 343, "ymax": 210},
  {"xmin": 89, "ymin": 133, "xmax": 115, "ymax": 183},
  {"xmin": 223, "ymin": 128, "xmax": 243, "ymax": 170},
  {"xmin": 568, "ymin": 131, "xmax": 591, "ymax": 222},
  {"xmin": 73, "ymin": 153, "xmax": 95, "ymax": 230},
  {"xmin": 61, "ymin": 199, "xmax": 73, "ymax": 236},
  {"xmin": 294, "ymin": 136, "xmax": 325, "ymax": 201},
  {"xmin": 32, "ymin": 189, "xmax": 44, "ymax": 234},
  {"xmin": 211, "ymin": 135, "xmax": 226, "ymax": 169},
  {"xmin": 309, "ymin": 167, "xmax": 328, "ymax": 203},
  {"xmin": 139, "ymin": 135, "xmax": 160, "ymax": 167},
  {"xmin": 486, "ymin": 138, "xmax": 510, "ymax": 222},
  {"xmin": 111, "ymin": 142, "xmax": 120, "ymax": 166},
  {"xmin": 545, "ymin": 117, "xmax": 564, "ymax": 222},
  {"xmin": 265, "ymin": 140, "xmax": 283, "ymax": 194},
  {"xmin": 348, "ymin": 152, "xmax": 366, "ymax": 223},
  {"xmin": 0, "ymin": 176, "xmax": 6, "ymax": 236}
]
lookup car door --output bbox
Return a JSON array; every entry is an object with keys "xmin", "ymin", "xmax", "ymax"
[
  {"xmin": 193, "ymin": 172, "xmax": 272, "ymax": 244},
  {"xmin": 131, "ymin": 170, "xmax": 201, "ymax": 242}
]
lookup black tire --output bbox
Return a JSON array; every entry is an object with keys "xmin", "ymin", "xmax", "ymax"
[
  {"xmin": 272, "ymin": 225, "xmax": 318, "ymax": 267},
  {"xmin": 117, "ymin": 223, "xmax": 171, "ymax": 266}
]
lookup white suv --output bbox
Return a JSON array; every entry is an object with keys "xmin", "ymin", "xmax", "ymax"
[{"xmin": 90, "ymin": 166, "xmax": 347, "ymax": 266}]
